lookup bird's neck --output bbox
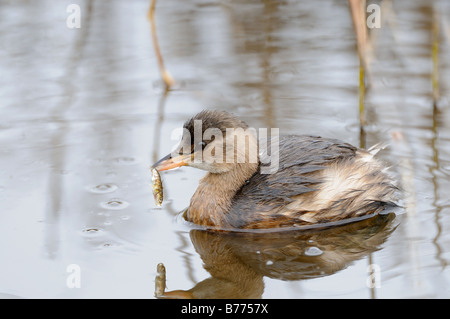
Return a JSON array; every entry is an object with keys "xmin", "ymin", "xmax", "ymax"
[{"xmin": 187, "ymin": 162, "xmax": 258, "ymax": 228}]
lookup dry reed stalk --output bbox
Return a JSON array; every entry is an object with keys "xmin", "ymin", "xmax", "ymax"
[
  {"xmin": 431, "ymin": 10, "xmax": 440, "ymax": 108},
  {"xmin": 148, "ymin": 0, "xmax": 175, "ymax": 89},
  {"xmin": 349, "ymin": 0, "xmax": 368, "ymax": 147}
]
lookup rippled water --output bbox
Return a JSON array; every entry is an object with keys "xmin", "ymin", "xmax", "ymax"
[{"xmin": 1, "ymin": 0, "xmax": 450, "ymax": 298}]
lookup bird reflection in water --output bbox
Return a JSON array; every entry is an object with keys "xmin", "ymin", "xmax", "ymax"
[{"xmin": 154, "ymin": 213, "xmax": 397, "ymax": 299}]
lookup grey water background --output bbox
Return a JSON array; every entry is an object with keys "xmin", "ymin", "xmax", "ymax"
[{"xmin": 1, "ymin": 0, "xmax": 450, "ymax": 298}]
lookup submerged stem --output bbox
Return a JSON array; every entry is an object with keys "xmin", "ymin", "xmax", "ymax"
[{"xmin": 359, "ymin": 62, "xmax": 367, "ymax": 149}]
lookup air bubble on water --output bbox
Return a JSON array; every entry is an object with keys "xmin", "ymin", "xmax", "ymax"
[
  {"xmin": 81, "ymin": 227, "xmax": 105, "ymax": 237},
  {"xmin": 94, "ymin": 242, "xmax": 122, "ymax": 251},
  {"xmin": 88, "ymin": 183, "xmax": 118, "ymax": 194},
  {"xmin": 100, "ymin": 199, "xmax": 129, "ymax": 210},
  {"xmin": 304, "ymin": 246, "xmax": 323, "ymax": 256}
]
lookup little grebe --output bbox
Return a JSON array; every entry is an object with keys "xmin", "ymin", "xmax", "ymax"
[{"xmin": 152, "ymin": 110, "xmax": 398, "ymax": 230}]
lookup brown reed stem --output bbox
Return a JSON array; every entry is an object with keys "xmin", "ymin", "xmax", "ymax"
[
  {"xmin": 148, "ymin": 0, "xmax": 175, "ymax": 89},
  {"xmin": 431, "ymin": 10, "xmax": 440, "ymax": 109}
]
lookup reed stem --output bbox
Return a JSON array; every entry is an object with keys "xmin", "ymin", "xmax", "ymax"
[
  {"xmin": 148, "ymin": 0, "xmax": 175, "ymax": 89},
  {"xmin": 431, "ymin": 10, "xmax": 440, "ymax": 109}
]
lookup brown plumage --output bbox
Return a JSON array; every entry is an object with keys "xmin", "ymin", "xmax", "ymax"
[{"xmin": 152, "ymin": 110, "xmax": 399, "ymax": 230}]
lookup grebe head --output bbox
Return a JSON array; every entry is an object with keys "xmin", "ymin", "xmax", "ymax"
[{"xmin": 152, "ymin": 110, "xmax": 258, "ymax": 174}]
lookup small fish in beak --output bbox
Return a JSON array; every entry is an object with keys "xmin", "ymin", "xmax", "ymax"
[{"xmin": 151, "ymin": 167, "xmax": 163, "ymax": 206}]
